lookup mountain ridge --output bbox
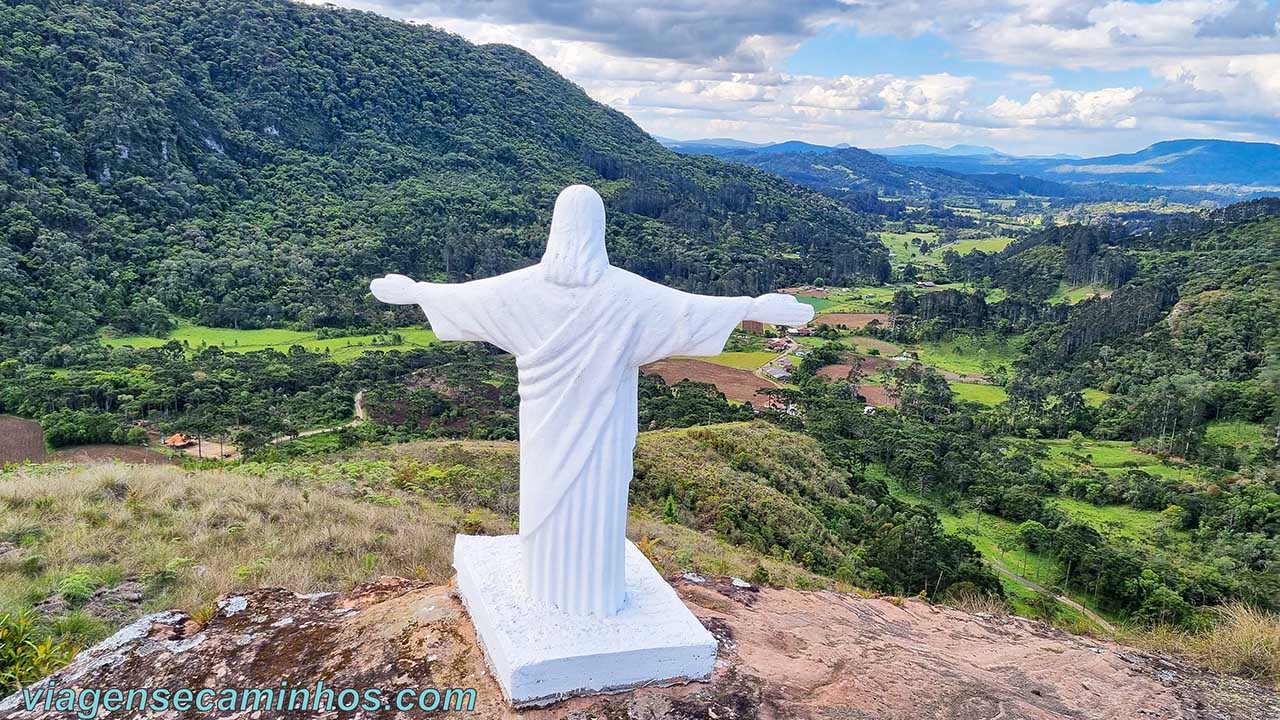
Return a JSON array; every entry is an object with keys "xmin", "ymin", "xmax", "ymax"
[
  {"xmin": 890, "ymin": 138, "xmax": 1280, "ymax": 190},
  {"xmin": 0, "ymin": 0, "xmax": 888, "ymax": 356}
]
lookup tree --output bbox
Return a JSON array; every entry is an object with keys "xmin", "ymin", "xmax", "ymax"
[{"xmin": 1016, "ymin": 520, "xmax": 1051, "ymax": 552}]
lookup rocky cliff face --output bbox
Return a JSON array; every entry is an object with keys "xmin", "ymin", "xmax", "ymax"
[{"xmin": 4, "ymin": 575, "xmax": 1275, "ymax": 719}]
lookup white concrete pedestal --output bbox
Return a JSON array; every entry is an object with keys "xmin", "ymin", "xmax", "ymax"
[{"xmin": 452, "ymin": 534, "xmax": 717, "ymax": 707}]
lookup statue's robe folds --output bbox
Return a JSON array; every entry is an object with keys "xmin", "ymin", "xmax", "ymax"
[{"xmin": 420, "ymin": 265, "xmax": 753, "ymax": 616}]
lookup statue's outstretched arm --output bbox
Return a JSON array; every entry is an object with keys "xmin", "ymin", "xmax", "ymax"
[
  {"xmin": 746, "ymin": 293, "xmax": 814, "ymax": 327},
  {"xmin": 370, "ymin": 273, "xmax": 438, "ymax": 306}
]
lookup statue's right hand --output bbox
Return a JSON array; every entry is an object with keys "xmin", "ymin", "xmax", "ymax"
[
  {"xmin": 749, "ymin": 293, "xmax": 815, "ymax": 326},
  {"xmin": 370, "ymin": 274, "xmax": 422, "ymax": 305}
]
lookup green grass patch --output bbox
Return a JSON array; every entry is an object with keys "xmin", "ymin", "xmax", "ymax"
[
  {"xmin": 1042, "ymin": 439, "xmax": 1162, "ymax": 470},
  {"xmin": 689, "ymin": 351, "xmax": 778, "ymax": 371},
  {"xmin": 794, "ymin": 296, "xmax": 836, "ymax": 312},
  {"xmin": 1050, "ymin": 283, "xmax": 1113, "ymax": 305},
  {"xmin": 924, "ymin": 236, "xmax": 1015, "ymax": 261},
  {"xmin": 1040, "ymin": 438, "xmax": 1200, "ymax": 483},
  {"xmin": 1048, "ymin": 497, "xmax": 1190, "ymax": 553},
  {"xmin": 102, "ymin": 323, "xmax": 438, "ymax": 361},
  {"xmin": 879, "ymin": 229, "xmax": 1013, "ymax": 270},
  {"xmin": 950, "ymin": 382, "xmax": 1007, "ymax": 406},
  {"xmin": 799, "ymin": 285, "xmax": 898, "ymax": 313},
  {"xmin": 1203, "ymin": 420, "xmax": 1271, "ymax": 453},
  {"xmin": 880, "ymin": 231, "xmax": 941, "ymax": 268},
  {"xmin": 907, "ymin": 333, "xmax": 1023, "ymax": 375},
  {"xmin": 848, "ymin": 338, "xmax": 902, "ymax": 356},
  {"xmin": 1082, "ymin": 388, "xmax": 1110, "ymax": 407}
]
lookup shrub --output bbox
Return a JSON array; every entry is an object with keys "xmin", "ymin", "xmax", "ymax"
[
  {"xmin": 57, "ymin": 570, "xmax": 99, "ymax": 603},
  {"xmin": 39, "ymin": 410, "xmax": 129, "ymax": 449},
  {"xmin": 0, "ymin": 611, "xmax": 78, "ymax": 693},
  {"xmin": 749, "ymin": 564, "xmax": 771, "ymax": 586}
]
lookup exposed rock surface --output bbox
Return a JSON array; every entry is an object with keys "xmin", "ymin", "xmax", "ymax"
[
  {"xmin": 32, "ymin": 581, "xmax": 147, "ymax": 624},
  {"xmin": 4, "ymin": 575, "xmax": 1276, "ymax": 719}
]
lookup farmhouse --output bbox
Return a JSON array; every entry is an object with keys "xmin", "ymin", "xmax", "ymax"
[
  {"xmin": 787, "ymin": 326, "xmax": 814, "ymax": 336},
  {"xmin": 765, "ymin": 339, "xmax": 789, "ymax": 351},
  {"xmin": 162, "ymin": 433, "xmax": 196, "ymax": 448},
  {"xmin": 762, "ymin": 367, "xmax": 791, "ymax": 381}
]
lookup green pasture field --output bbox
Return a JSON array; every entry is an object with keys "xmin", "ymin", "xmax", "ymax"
[
  {"xmin": 950, "ymin": 382, "xmax": 1007, "ymax": 405},
  {"xmin": 689, "ymin": 351, "xmax": 779, "ymax": 371},
  {"xmin": 1203, "ymin": 419, "xmax": 1271, "ymax": 454},
  {"xmin": 1040, "ymin": 438, "xmax": 1198, "ymax": 483},
  {"xmin": 907, "ymin": 333, "xmax": 1023, "ymax": 375},
  {"xmin": 880, "ymin": 230, "xmax": 942, "ymax": 267},
  {"xmin": 1050, "ymin": 283, "xmax": 1113, "ymax": 305},
  {"xmin": 102, "ymin": 323, "xmax": 438, "ymax": 361},
  {"xmin": 1049, "ymin": 497, "xmax": 1190, "ymax": 552},
  {"xmin": 799, "ymin": 285, "xmax": 898, "ymax": 313},
  {"xmin": 924, "ymin": 236, "xmax": 1015, "ymax": 261},
  {"xmin": 795, "ymin": 296, "xmax": 837, "ymax": 312}
]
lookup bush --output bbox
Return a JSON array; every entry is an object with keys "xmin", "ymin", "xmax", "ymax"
[
  {"xmin": 749, "ymin": 564, "xmax": 772, "ymax": 586},
  {"xmin": 57, "ymin": 570, "xmax": 99, "ymax": 603},
  {"xmin": 0, "ymin": 611, "xmax": 78, "ymax": 693},
  {"xmin": 39, "ymin": 410, "xmax": 136, "ymax": 449}
]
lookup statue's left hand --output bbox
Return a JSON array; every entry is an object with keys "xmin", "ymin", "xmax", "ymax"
[
  {"xmin": 370, "ymin": 274, "xmax": 422, "ymax": 305},
  {"xmin": 749, "ymin": 293, "xmax": 815, "ymax": 326}
]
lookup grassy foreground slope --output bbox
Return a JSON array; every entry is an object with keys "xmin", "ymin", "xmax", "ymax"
[{"xmin": 0, "ymin": 423, "xmax": 851, "ymax": 649}]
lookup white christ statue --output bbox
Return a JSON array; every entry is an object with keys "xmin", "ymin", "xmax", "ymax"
[{"xmin": 371, "ymin": 185, "xmax": 813, "ymax": 619}]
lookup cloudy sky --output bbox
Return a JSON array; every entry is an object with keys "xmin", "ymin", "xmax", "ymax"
[{"xmin": 316, "ymin": 0, "xmax": 1280, "ymax": 156}]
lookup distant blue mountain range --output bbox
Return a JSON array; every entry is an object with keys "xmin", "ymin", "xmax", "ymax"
[
  {"xmin": 658, "ymin": 137, "xmax": 1279, "ymax": 191},
  {"xmin": 872, "ymin": 144, "xmax": 1007, "ymax": 157},
  {"xmin": 890, "ymin": 139, "xmax": 1280, "ymax": 189}
]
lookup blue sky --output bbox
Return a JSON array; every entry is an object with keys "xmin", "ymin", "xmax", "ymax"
[
  {"xmin": 318, "ymin": 0, "xmax": 1280, "ymax": 156},
  {"xmin": 786, "ymin": 29, "xmax": 1155, "ymax": 98}
]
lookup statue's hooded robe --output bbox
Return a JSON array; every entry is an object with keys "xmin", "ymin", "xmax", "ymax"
[{"xmin": 415, "ymin": 186, "xmax": 752, "ymax": 616}]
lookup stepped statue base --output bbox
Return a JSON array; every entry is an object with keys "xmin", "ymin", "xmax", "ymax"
[{"xmin": 452, "ymin": 535, "xmax": 718, "ymax": 707}]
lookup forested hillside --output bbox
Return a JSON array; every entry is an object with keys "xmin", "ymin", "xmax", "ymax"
[
  {"xmin": 888, "ymin": 199, "xmax": 1280, "ymax": 460},
  {"xmin": 0, "ymin": 0, "xmax": 887, "ymax": 358}
]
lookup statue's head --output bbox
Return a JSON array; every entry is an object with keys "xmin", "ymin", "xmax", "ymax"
[{"xmin": 542, "ymin": 185, "xmax": 609, "ymax": 287}]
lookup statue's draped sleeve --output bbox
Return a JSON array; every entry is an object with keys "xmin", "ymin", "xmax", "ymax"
[
  {"xmin": 626, "ymin": 279, "xmax": 754, "ymax": 366},
  {"xmin": 415, "ymin": 270, "xmax": 538, "ymax": 354}
]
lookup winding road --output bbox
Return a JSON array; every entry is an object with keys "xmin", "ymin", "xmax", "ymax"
[
  {"xmin": 987, "ymin": 555, "xmax": 1116, "ymax": 633},
  {"xmin": 267, "ymin": 390, "xmax": 365, "ymax": 445}
]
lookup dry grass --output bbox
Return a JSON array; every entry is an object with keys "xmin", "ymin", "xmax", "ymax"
[
  {"xmin": 1191, "ymin": 605, "xmax": 1280, "ymax": 688},
  {"xmin": 629, "ymin": 513, "xmax": 837, "ymax": 591},
  {"xmin": 0, "ymin": 463, "xmax": 497, "ymax": 619},
  {"xmin": 0, "ymin": 454, "xmax": 832, "ymax": 646},
  {"xmin": 1124, "ymin": 604, "xmax": 1280, "ymax": 689},
  {"xmin": 944, "ymin": 591, "xmax": 1013, "ymax": 617}
]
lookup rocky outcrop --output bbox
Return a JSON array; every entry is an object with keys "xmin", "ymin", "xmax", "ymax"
[
  {"xmin": 4, "ymin": 575, "xmax": 1276, "ymax": 719},
  {"xmin": 32, "ymin": 582, "xmax": 147, "ymax": 625}
]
